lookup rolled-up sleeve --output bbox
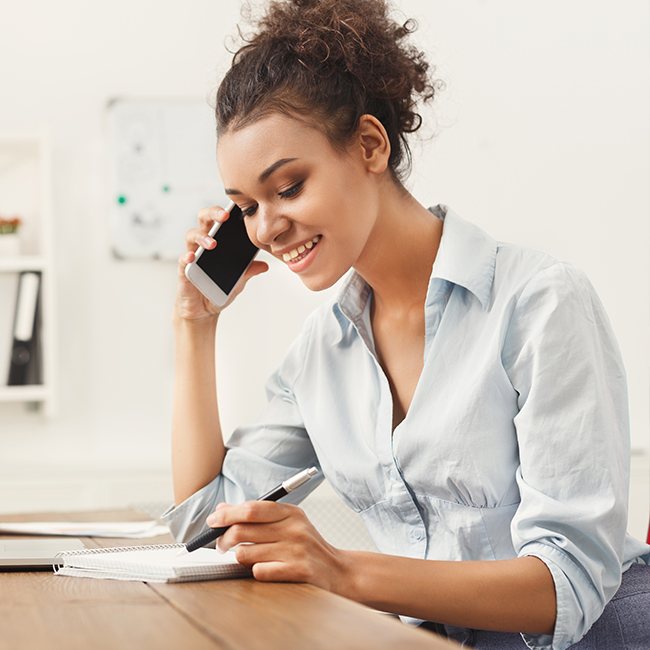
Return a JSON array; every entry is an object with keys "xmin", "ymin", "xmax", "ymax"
[
  {"xmin": 161, "ymin": 315, "xmax": 323, "ymax": 543},
  {"xmin": 502, "ymin": 262, "xmax": 630, "ymax": 650}
]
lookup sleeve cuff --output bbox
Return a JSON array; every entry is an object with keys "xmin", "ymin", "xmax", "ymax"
[
  {"xmin": 160, "ymin": 474, "xmax": 224, "ymax": 544},
  {"xmin": 518, "ymin": 542, "xmax": 594, "ymax": 650}
]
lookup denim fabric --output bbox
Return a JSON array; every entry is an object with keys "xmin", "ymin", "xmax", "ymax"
[{"xmin": 420, "ymin": 563, "xmax": 650, "ymax": 649}]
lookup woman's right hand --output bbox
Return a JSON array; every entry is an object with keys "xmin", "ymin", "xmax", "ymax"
[{"xmin": 174, "ymin": 205, "xmax": 269, "ymax": 322}]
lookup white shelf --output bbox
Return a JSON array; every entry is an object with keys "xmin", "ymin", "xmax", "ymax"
[
  {"xmin": 0, "ymin": 256, "xmax": 48, "ymax": 272},
  {"xmin": 0, "ymin": 385, "xmax": 50, "ymax": 402},
  {"xmin": 0, "ymin": 132, "xmax": 55, "ymax": 416}
]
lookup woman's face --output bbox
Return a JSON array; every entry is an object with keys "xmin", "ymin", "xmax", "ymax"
[{"xmin": 217, "ymin": 112, "xmax": 381, "ymax": 292}]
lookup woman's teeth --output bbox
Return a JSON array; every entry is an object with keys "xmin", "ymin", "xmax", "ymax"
[{"xmin": 283, "ymin": 236, "xmax": 321, "ymax": 263}]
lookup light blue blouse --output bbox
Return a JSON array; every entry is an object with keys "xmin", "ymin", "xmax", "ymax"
[{"xmin": 162, "ymin": 204, "xmax": 650, "ymax": 650}]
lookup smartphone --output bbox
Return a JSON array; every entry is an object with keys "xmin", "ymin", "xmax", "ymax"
[{"xmin": 184, "ymin": 201, "xmax": 259, "ymax": 308}]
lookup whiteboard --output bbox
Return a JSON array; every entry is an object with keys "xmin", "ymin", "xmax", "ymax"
[{"xmin": 106, "ymin": 97, "xmax": 226, "ymax": 260}]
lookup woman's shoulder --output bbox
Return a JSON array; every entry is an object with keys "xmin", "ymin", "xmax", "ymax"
[
  {"xmin": 494, "ymin": 238, "xmax": 593, "ymax": 305},
  {"xmin": 435, "ymin": 205, "xmax": 593, "ymax": 310},
  {"xmin": 492, "ymin": 240, "xmax": 612, "ymax": 347},
  {"xmin": 496, "ymin": 237, "xmax": 559, "ymax": 281}
]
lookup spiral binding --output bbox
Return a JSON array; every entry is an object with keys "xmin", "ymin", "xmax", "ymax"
[
  {"xmin": 52, "ymin": 543, "xmax": 184, "ymax": 573},
  {"xmin": 57, "ymin": 543, "xmax": 184, "ymax": 557}
]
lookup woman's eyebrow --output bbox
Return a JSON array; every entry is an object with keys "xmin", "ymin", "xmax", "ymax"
[{"xmin": 224, "ymin": 157, "xmax": 298, "ymax": 196}]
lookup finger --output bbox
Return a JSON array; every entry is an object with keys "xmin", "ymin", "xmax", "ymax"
[
  {"xmin": 216, "ymin": 521, "xmax": 287, "ymax": 552},
  {"xmin": 233, "ymin": 541, "xmax": 284, "ymax": 567},
  {"xmin": 242, "ymin": 261, "xmax": 269, "ymax": 280},
  {"xmin": 251, "ymin": 561, "xmax": 287, "ymax": 582},
  {"xmin": 208, "ymin": 501, "xmax": 297, "ymax": 528},
  {"xmin": 178, "ymin": 251, "xmax": 195, "ymax": 280},
  {"xmin": 185, "ymin": 227, "xmax": 218, "ymax": 252},
  {"xmin": 251, "ymin": 559, "xmax": 311, "ymax": 584},
  {"xmin": 185, "ymin": 208, "xmax": 228, "ymax": 252},
  {"xmin": 197, "ymin": 206, "xmax": 230, "ymax": 231},
  {"xmin": 232, "ymin": 541, "xmax": 311, "ymax": 570},
  {"xmin": 217, "ymin": 515, "xmax": 314, "ymax": 554}
]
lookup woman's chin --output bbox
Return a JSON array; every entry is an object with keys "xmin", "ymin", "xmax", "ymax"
[{"xmin": 300, "ymin": 268, "xmax": 349, "ymax": 293}]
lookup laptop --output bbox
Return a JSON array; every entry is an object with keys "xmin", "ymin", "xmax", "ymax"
[{"xmin": 0, "ymin": 538, "xmax": 87, "ymax": 570}]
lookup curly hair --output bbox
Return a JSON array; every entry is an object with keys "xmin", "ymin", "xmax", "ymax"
[{"xmin": 215, "ymin": 0, "xmax": 441, "ymax": 183}]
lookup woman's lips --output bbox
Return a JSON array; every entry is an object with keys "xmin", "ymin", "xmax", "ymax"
[
  {"xmin": 285, "ymin": 236, "xmax": 322, "ymax": 272},
  {"xmin": 281, "ymin": 235, "xmax": 322, "ymax": 263}
]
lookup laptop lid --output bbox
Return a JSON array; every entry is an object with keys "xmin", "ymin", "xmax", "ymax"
[{"xmin": 0, "ymin": 538, "xmax": 87, "ymax": 570}]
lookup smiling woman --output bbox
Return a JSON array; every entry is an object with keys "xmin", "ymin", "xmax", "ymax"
[
  {"xmin": 164, "ymin": 1, "xmax": 650, "ymax": 649},
  {"xmin": 216, "ymin": 109, "xmax": 424, "ymax": 293}
]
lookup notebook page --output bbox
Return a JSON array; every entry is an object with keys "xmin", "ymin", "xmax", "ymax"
[{"xmin": 52, "ymin": 545, "xmax": 248, "ymax": 581}]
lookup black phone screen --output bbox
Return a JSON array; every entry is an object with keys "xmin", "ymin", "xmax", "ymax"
[{"xmin": 196, "ymin": 204, "xmax": 259, "ymax": 294}]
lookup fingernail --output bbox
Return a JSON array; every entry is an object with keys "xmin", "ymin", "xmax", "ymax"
[
  {"xmin": 206, "ymin": 514, "xmax": 217, "ymax": 526},
  {"xmin": 202, "ymin": 236, "xmax": 213, "ymax": 247}
]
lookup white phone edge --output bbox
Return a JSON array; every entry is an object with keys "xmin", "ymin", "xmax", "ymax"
[{"xmin": 184, "ymin": 201, "xmax": 256, "ymax": 308}]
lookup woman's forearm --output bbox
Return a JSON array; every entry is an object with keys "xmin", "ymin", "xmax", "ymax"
[
  {"xmin": 339, "ymin": 552, "xmax": 556, "ymax": 635},
  {"xmin": 172, "ymin": 314, "xmax": 225, "ymax": 504}
]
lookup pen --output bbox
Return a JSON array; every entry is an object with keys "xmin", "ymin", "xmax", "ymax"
[{"xmin": 183, "ymin": 467, "xmax": 319, "ymax": 553}]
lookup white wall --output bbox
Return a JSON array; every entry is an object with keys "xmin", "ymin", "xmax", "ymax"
[{"xmin": 0, "ymin": 1, "xmax": 647, "ymax": 518}]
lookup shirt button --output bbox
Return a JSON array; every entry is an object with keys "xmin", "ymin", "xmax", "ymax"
[{"xmin": 409, "ymin": 529, "xmax": 425, "ymax": 542}]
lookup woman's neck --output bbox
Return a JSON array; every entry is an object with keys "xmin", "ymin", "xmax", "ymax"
[{"xmin": 354, "ymin": 185, "xmax": 443, "ymax": 318}]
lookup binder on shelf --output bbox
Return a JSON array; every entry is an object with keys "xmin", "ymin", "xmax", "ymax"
[
  {"xmin": 0, "ymin": 274, "xmax": 19, "ymax": 385},
  {"xmin": 7, "ymin": 271, "xmax": 42, "ymax": 386}
]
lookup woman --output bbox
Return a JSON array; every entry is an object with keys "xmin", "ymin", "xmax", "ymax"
[{"xmin": 162, "ymin": 1, "xmax": 650, "ymax": 647}]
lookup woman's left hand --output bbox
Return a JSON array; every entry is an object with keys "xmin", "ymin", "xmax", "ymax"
[{"xmin": 206, "ymin": 501, "xmax": 352, "ymax": 594}]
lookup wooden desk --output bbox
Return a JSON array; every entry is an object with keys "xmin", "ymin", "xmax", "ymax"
[{"xmin": 0, "ymin": 510, "xmax": 457, "ymax": 650}]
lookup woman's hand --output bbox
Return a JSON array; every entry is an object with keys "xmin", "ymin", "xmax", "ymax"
[
  {"xmin": 206, "ymin": 501, "xmax": 353, "ymax": 594},
  {"xmin": 174, "ymin": 205, "xmax": 269, "ymax": 321}
]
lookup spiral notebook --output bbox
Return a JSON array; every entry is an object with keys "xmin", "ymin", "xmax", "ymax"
[{"xmin": 53, "ymin": 543, "xmax": 251, "ymax": 583}]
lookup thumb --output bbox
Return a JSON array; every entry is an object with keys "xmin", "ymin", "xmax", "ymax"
[{"xmin": 247, "ymin": 261, "xmax": 269, "ymax": 278}]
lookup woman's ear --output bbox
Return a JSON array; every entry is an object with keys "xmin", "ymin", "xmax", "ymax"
[{"xmin": 356, "ymin": 114, "xmax": 390, "ymax": 175}]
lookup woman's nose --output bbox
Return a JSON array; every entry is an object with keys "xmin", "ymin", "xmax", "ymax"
[{"xmin": 254, "ymin": 206, "xmax": 291, "ymax": 247}]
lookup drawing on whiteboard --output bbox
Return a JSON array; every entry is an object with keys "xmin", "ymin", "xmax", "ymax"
[{"xmin": 107, "ymin": 97, "xmax": 226, "ymax": 260}]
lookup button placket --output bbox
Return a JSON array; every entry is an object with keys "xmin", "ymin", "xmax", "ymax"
[
  {"xmin": 344, "ymin": 279, "xmax": 447, "ymax": 558},
  {"xmin": 346, "ymin": 314, "xmax": 395, "ymax": 470}
]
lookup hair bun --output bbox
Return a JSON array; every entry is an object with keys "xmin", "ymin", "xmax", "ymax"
[{"xmin": 218, "ymin": 0, "xmax": 442, "ymax": 181}]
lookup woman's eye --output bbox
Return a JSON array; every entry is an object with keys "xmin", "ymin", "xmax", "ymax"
[
  {"xmin": 238, "ymin": 182, "xmax": 302, "ymax": 217},
  {"xmin": 279, "ymin": 181, "xmax": 304, "ymax": 199}
]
